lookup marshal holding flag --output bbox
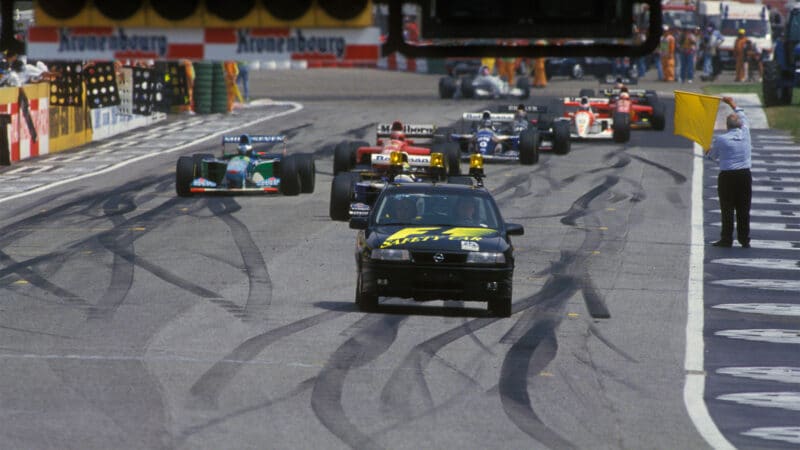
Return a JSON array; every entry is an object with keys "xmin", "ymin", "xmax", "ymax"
[{"xmin": 673, "ymin": 90, "xmax": 721, "ymax": 151}]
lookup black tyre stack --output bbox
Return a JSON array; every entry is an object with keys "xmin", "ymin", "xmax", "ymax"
[{"xmin": 192, "ymin": 61, "xmax": 213, "ymax": 114}]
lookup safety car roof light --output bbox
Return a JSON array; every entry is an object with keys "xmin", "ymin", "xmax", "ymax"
[
  {"xmin": 430, "ymin": 152, "xmax": 444, "ymax": 169},
  {"xmin": 389, "ymin": 151, "xmax": 404, "ymax": 167},
  {"xmin": 469, "ymin": 153, "xmax": 484, "ymax": 170}
]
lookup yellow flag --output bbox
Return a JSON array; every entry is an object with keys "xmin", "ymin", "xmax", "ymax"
[{"xmin": 673, "ymin": 90, "xmax": 721, "ymax": 151}]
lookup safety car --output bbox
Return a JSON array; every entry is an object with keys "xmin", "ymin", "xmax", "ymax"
[
  {"xmin": 175, "ymin": 134, "xmax": 315, "ymax": 196},
  {"xmin": 349, "ymin": 154, "xmax": 523, "ymax": 317}
]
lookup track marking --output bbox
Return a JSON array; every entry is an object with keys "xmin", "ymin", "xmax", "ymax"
[
  {"xmin": 712, "ymin": 279, "xmax": 800, "ymax": 291},
  {"xmin": 685, "ymin": 143, "xmax": 734, "ymax": 449},
  {"xmin": 716, "ymin": 329, "xmax": 800, "ymax": 344},
  {"xmin": 0, "ymin": 101, "xmax": 303, "ymax": 205},
  {"xmin": 717, "ymin": 392, "xmax": 800, "ymax": 411},
  {"xmin": 717, "ymin": 367, "xmax": 800, "ymax": 383},
  {"xmin": 714, "ymin": 303, "xmax": 800, "ymax": 316},
  {"xmin": 742, "ymin": 427, "xmax": 800, "ymax": 444},
  {"xmin": 710, "ymin": 258, "xmax": 800, "ymax": 271}
]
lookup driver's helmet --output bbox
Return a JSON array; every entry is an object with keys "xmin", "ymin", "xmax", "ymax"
[
  {"xmin": 480, "ymin": 65, "xmax": 490, "ymax": 76},
  {"xmin": 238, "ymin": 143, "xmax": 253, "ymax": 155},
  {"xmin": 515, "ymin": 104, "xmax": 527, "ymax": 120},
  {"xmin": 390, "ymin": 130, "xmax": 406, "ymax": 141},
  {"xmin": 480, "ymin": 118, "xmax": 493, "ymax": 129},
  {"xmin": 619, "ymin": 92, "xmax": 630, "ymax": 100}
]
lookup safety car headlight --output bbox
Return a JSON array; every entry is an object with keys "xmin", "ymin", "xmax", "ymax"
[
  {"xmin": 371, "ymin": 249, "xmax": 411, "ymax": 261},
  {"xmin": 430, "ymin": 152, "xmax": 444, "ymax": 169},
  {"xmin": 389, "ymin": 151, "xmax": 404, "ymax": 167},
  {"xmin": 466, "ymin": 252, "xmax": 506, "ymax": 264}
]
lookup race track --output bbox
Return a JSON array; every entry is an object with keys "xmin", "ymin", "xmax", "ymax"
[{"xmin": 0, "ymin": 69, "xmax": 737, "ymax": 449}]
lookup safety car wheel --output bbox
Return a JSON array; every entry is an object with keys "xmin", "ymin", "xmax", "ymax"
[
  {"xmin": 438, "ymin": 77, "xmax": 457, "ymax": 99},
  {"xmin": 330, "ymin": 172, "xmax": 357, "ymax": 221},
  {"xmin": 516, "ymin": 77, "xmax": 530, "ymax": 99},
  {"xmin": 333, "ymin": 141, "xmax": 355, "ymax": 175},
  {"xmin": 297, "ymin": 153, "xmax": 316, "ymax": 194},
  {"xmin": 460, "ymin": 75, "xmax": 476, "ymax": 99},
  {"xmin": 279, "ymin": 154, "xmax": 301, "ymax": 196},
  {"xmin": 489, "ymin": 279, "xmax": 512, "ymax": 317},
  {"xmin": 579, "ymin": 88, "xmax": 595, "ymax": 98},
  {"xmin": 612, "ymin": 112, "xmax": 631, "ymax": 143},
  {"xmin": 176, "ymin": 156, "xmax": 195, "ymax": 197},
  {"xmin": 552, "ymin": 120, "xmax": 571, "ymax": 155},
  {"xmin": 650, "ymin": 100, "xmax": 666, "ymax": 131},
  {"xmin": 519, "ymin": 128, "xmax": 539, "ymax": 165},
  {"xmin": 356, "ymin": 270, "xmax": 378, "ymax": 312}
]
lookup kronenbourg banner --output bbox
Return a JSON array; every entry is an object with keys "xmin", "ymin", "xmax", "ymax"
[{"xmin": 673, "ymin": 90, "xmax": 721, "ymax": 151}]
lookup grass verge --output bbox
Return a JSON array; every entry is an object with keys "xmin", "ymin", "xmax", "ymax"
[{"xmin": 703, "ymin": 84, "xmax": 800, "ymax": 142}]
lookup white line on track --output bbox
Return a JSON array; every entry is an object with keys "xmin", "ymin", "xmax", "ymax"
[
  {"xmin": 710, "ymin": 209, "xmax": 799, "ymax": 218},
  {"xmin": 718, "ymin": 392, "xmax": 800, "ymax": 411},
  {"xmin": 710, "ymin": 258, "xmax": 800, "ymax": 271},
  {"xmin": 711, "ymin": 279, "xmax": 800, "ymax": 291},
  {"xmin": 685, "ymin": 143, "xmax": 734, "ymax": 449},
  {"xmin": 716, "ymin": 329, "xmax": 800, "ymax": 344},
  {"xmin": 717, "ymin": 366, "xmax": 800, "ymax": 383},
  {"xmin": 714, "ymin": 303, "xmax": 800, "ymax": 316},
  {"xmin": 0, "ymin": 101, "xmax": 303, "ymax": 205},
  {"xmin": 753, "ymin": 160, "xmax": 800, "ymax": 166},
  {"xmin": 710, "ymin": 222, "xmax": 800, "ymax": 232},
  {"xmin": 746, "ymin": 239, "xmax": 800, "ymax": 250},
  {"xmin": 742, "ymin": 427, "xmax": 800, "ymax": 444}
]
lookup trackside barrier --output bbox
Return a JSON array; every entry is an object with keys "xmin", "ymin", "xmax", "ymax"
[
  {"xmin": 90, "ymin": 106, "xmax": 166, "ymax": 141},
  {"xmin": 0, "ymin": 114, "xmax": 10, "ymax": 166},
  {"xmin": 0, "ymin": 83, "xmax": 50, "ymax": 164},
  {"xmin": 49, "ymin": 102, "xmax": 91, "ymax": 153}
]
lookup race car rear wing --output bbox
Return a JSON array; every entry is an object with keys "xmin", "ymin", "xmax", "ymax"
[
  {"xmin": 563, "ymin": 97, "xmax": 611, "ymax": 105},
  {"xmin": 597, "ymin": 88, "xmax": 651, "ymax": 98},
  {"xmin": 376, "ymin": 123, "xmax": 437, "ymax": 138},
  {"xmin": 500, "ymin": 105, "xmax": 548, "ymax": 114},
  {"xmin": 600, "ymin": 75, "xmax": 639, "ymax": 85},
  {"xmin": 222, "ymin": 135, "xmax": 286, "ymax": 144},
  {"xmin": 462, "ymin": 112, "xmax": 516, "ymax": 122}
]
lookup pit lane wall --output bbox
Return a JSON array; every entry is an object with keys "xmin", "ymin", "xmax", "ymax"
[{"xmin": 1, "ymin": 81, "xmax": 165, "ymax": 166}]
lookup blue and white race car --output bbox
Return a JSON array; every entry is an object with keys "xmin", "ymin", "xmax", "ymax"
[{"xmin": 175, "ymin": 134, "xmax": 315, "ymax": 196}]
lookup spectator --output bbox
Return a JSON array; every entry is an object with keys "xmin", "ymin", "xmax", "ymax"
[
  {"xmin": 679, "ymin": 27, "xmax": 697, "ymax": 83},
  {"xmin": 236, "ymin": 61, "xmax": 250, "ymax": 102}
]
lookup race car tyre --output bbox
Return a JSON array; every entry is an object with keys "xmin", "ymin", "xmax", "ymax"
[
  {"xmin": 650, "ymin": 100, "xmax": 666, "ymax": 131},
  {"xmin": 612, "ymin": 112, "xmax": 631, "ymax": 143},
  {"xmin": 433, "ymin": 142, "xmax": 462, "ymax": 176},
  {"xmin": 330, "ymin": 172, "xmax": 358, "ymax": 221},
  {"xmin": 333, "ymin": 141, "xmax": 355, "ymax": 175},
  {"xmin": 356, "ymin": 270, "xmax": 378, "ymax": 312},
  {"xmin": 552, "ymin": 120, "xmax": 571, "ymax": 155},
  {"xmin": 460, "ymin": 75, "xmax": 476, "ymax": 99},
  {"xmin": 191, "ymin": 153, "xmax": 213, "ymax": 179},
  {"xmin": 579, "ymin": 88, "xmax": 595, "ymax": 98},
  {"xmin": 349, "ymin": 141, "xmax": 370, "ymax": 165},
  {"xmin": 519, "ymin": 128, "xmax": 539, "ymax": 165},
  {"xmin": 516, "ymin": 77, "xmax": 530, "ymax": 99},
  {"xmin": 447, "ymin": 175, "xmax": 473, "ymax": 185},
  {"xmin": 438, "ymin": 76, "xmax": 457, "ymax": 99},
  {"xmin": 176, "ymin": 156, "xmax": 195, "ymax": 197},
  {"xmin": 279, "ymin": 154, "xmax": 301, "ymax": 196},
  {"xmin": 434, "ymin": 127, "xmax": 454, "ymax": 144},
  {"xmin": 762, "ymin": 60, "xmax": 793, "ymax": 106},
  {"xmin": 297, "ymin": 153, "xmax": 316, "ymax": 194}
]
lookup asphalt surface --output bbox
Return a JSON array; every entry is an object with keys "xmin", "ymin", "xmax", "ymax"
[{"xmin": 0, "ymin": 67, "xmax": 796, "ymax": 449}]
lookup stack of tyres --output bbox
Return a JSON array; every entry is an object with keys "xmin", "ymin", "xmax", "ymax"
[
  {"xmin": 211, "ymin": 63, "xmax": 229, "ymax": 114},
  {"xmin": 193, "ymin": 61, "xmax": 213, "ymax": 114}
]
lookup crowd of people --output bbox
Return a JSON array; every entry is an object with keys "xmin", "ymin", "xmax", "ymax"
[{"xmin": 0, "ymin": 50, "xmax": 52, "ymax": 87}]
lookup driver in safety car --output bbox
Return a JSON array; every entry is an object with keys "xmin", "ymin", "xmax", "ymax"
[
  {"xmin": 383, "ymin": 196, "xmax": 419, "ymax": 223},
  {"xmin": 454, "ymin": 196, "xmax": 481, "ymax": 226}
]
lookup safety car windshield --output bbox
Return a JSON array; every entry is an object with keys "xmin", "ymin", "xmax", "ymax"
[{"xmin": 373, "ymin": 191, "xmax": 501, "ymax": 229}]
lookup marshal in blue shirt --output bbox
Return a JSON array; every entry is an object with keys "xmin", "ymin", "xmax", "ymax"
[{"xmin": 706, "ymin": 107, "xmax": 751, "ymax": 171}]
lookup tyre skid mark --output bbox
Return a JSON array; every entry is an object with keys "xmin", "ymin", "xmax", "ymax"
[
  {"xmin": 189, "ymin": 309, "xmax": 346, "ymax": 409},
  {"xmin": 560, "ymin": 176, "xmax": 620, "ymax": 226},
  {"xmin": 311, "ymin": 314, "xmax": 405, "ymax": 450},
  {"xmin": 207, "ymin": 197, "xmax": 272, "ymax": 320}
]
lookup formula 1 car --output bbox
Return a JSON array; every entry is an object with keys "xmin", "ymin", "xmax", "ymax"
[
  {"xmin": 175, "ymin": 134, "xmax": 315, "ymax": 196},
  {"xmin": 330, "ymin": 122, "xmax": 462, "ymax": 221},
  {"xmin": 582, "ymin": 87, "xmax": 666, "ymax": 131},
  {"xmin": 449, "ymin": 107, "xmax": 570, "ymax": 165},
  {"xmin": 438, "ymin": 66, "xmax": 531, "ymax": 100},
  {"xmin": 348, "ymin": 155, "xmax": 523, "ymax": 317},
  {"xmin": 562, "ymin": 96, "xmax": 630, "ymax": 142}
]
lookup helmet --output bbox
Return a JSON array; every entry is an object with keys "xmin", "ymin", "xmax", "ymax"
[
  {"xmin": 480, "ymin": 118, "xmax": 493, "ymax": 129},
  {"xmin": 480, "ymin": 65, "xmax": 490, "ymax": 76},
  {"xmin": 239, "ymin": 134, "xmax": 252, "ymax": 145},
  {"xmin": 516, "ymin": 104, "xmax": 527, "ymax": 119},
  {"xmin": 580, "ymin": 96, "xmax": 589, "ymax": 105},
  {"xmin": 620, "ymin": 92, "xmax": 630, "ymax": 100},
  {"xmin": 390, "ymin": 130, "xmax": 406, "ymax": 141},
  {"xmin": 390, "ymin": 120, "xmax": 404, "ymax": 132},
  {"xmin": 238, "ymin": 143, "xmax": 253, "ymax": 155},
  {"xmin": 738, "ymin": 28, "xmax": 746, "ymax": 35}
]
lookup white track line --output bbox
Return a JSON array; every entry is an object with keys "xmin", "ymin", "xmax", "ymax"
[{"xmin": 685, "ymin": 142, "xmax": 735, "ymax": 449}]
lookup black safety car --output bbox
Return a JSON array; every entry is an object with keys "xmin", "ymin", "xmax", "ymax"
[{"xmin": 349, "ymin": 155, "xmax": 523, "ymax": 317}]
